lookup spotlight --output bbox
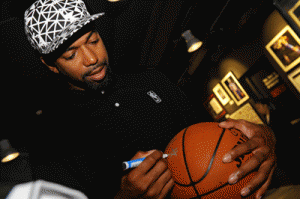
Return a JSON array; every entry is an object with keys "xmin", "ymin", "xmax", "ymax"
[
  {"xmin": 0, "ymin": 139, "xmax": 19, "ymax": 163},
  {"xmin": 182, "ymin": 30, "xmax": 203, "ymax": 53}
]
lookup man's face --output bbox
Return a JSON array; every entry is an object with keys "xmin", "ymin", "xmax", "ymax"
[{"xmin": 50, "ymin": 30, "xmax": 110, "ymax": 91}]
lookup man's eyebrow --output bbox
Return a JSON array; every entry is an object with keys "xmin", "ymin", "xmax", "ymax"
[
  {"xmin": 85, "ymin": 30, "xmax": 96, "ymax": 43},
  {"xmin": 65, "ymin": 30, "xmax": 96, "ymax": 52}
]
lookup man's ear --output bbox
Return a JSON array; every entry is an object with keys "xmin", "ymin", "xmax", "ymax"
[{"xmin": 40, "ymin": 57, "xmax": 59, "ymax": 74}]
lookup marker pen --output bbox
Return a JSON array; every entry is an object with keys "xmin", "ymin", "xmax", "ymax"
[{"xmin": 122, "ymin": 154, "xmax": 169, "ymax": 170}]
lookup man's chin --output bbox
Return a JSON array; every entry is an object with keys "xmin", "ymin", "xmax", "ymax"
[{"xmin": 84, "ymin": 70, "xmax": 112, "ymax": 91}]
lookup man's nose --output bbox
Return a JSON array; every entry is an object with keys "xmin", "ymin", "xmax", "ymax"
[{"xmin": 82, "ymin": 46, "xmax": 98, "ymax": 67}]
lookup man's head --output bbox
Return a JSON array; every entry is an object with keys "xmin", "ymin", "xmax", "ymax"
[{"xmin": 24, "ymin": 0, "xmax": 111, "ymax": 91}]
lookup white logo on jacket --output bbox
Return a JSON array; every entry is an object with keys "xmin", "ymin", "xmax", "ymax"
[{"xmin": 147, "ymin": 91, "xmax": 162, "ymax": 103}]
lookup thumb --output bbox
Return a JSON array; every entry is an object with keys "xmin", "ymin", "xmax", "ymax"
[{"xmin": 131, "ymin": 149, "xmax": 157, "ymax": 160}]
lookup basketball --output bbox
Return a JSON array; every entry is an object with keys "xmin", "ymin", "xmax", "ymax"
[{"xmin": 164, "ymin": 122, "xmax": 258, "ymax": 199}]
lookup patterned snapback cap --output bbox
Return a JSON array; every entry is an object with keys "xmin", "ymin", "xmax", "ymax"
[{"xmin": 24, "ymin": 0, "xmax": 104, "ymax": 54}]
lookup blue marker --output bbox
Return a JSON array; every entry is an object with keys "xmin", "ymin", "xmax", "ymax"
[{"xmin": 122, "ymin": 154, "xmax": 169, "ymax": 170}]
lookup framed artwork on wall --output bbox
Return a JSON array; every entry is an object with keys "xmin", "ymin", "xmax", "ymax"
[
  {"xmin": 288, "ymin": 65, "xmax": 300, "ymax": 93},
  {"xmin": 288, "ymin": 0, "xmax": 300, "ymax": 29},
  {"xmin": 266, "ymin": 25, "xmax": 300, "ymax": 72},
  {"xmin": 221, "ymin": 71, "xmax": 249, "ymax": 106},
  {"xmin": 229, "ymin": 103, "xmax": 264, "ymax": 125},
  {"xmin": 274, "ymin": 0, "xmax": 300, "ymax": 47},
  {"xmin": 212, "ymin": 83, "xmax": 231, "ymax": 106},
  {"xmin": 203, "ymin": 94, "xmax": 226, "ymax": 121}
]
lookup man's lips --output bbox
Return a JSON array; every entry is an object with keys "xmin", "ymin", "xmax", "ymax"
[
  {"xmin": 85, "ymin": 64, "xmax": 107, "ymax": 81},
  {"xmin": 88, "ymin": 66, "xmax": 104, "ymax": 76}
]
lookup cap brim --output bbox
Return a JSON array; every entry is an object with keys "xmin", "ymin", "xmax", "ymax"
[{"xmin": 45, "ymin": 13, "xmax": 104, "ymax": 54}]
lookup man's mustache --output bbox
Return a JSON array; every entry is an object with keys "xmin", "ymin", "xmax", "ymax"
[{"xmin": 83, "ymin": 60, "xmax": 108, "ymax": 78}]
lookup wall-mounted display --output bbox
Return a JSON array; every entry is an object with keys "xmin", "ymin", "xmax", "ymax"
[
  {"xmin": 266, "ymin": 25, "xmax": 300, "ymax": 72},
  {"xmin": 229, "ymin": 103, "xmax": 264, "ymax": 125},
  {"xmin": 221, "ymin": 71, "xmax": 249, "ymax": 106},
  {"xmin": 288, "ymin": 0, "xmax": 300, "ymax": 29},
  {"xmin": 212, "ymin": 83, "xmax": 231, "ymax": 106},
  {"xmin": 203, "ymin": 94, "xmax": 226, "ymax": 121},
  {"xmin": 288, "ymin": 66, "xmax": 300, "ymax": 93},
  {"xmin": 262, "ymin": 71, "xmax": 280, "ymax": 90},
  {"xmin": 274, "ymin": 0, "xmax": 300, "ymax": 45}
]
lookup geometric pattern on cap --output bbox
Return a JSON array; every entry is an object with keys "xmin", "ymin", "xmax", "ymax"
[{"xmin": 24, "ymin": 0, "xmax": 104, "ymax": 54}]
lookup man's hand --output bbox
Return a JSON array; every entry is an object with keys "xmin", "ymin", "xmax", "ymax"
[
  {"xmin": 115, "ymin": 150, "xmax": 174, "ymax": 199},
  {"xmin": 219, "ymin": 119, "xmax": 277, "ymax": 199}
]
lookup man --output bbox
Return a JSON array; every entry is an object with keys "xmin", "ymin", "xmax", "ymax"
[{"xmin": 24, "ymin": 0, "xmax": 277, "ymax": 198}]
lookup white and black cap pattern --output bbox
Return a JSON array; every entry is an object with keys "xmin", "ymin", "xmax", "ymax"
[{"xmin": 24, "ymin": 0, "xmax": 104, "ymax": 54}]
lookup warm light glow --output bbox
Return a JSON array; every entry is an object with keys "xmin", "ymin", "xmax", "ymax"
[
  {"xmin": 107, "ymin": 0, "xmax": 121, "ymax": 2},
  {"xmin": 2, "ymin": 152, "xmax": 19, "ymax": 163},
  {"xmin": 188, "ymin": 41, "xmax": 203, "ymax": 53}
]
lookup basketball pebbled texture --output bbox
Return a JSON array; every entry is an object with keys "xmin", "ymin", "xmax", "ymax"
[{"xmin": 165, "ymin": 122, "xmax": 258, "ymax": 199}]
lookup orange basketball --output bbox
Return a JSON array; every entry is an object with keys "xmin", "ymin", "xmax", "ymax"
[{"xmin": 164, "ymin": 122, "xmax": 258, "ymax": 199}]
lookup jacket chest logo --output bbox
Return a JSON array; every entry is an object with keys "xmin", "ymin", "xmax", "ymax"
[{"xmin": 147, "ymin": 91, "xmax": 162, "ymax": 104}]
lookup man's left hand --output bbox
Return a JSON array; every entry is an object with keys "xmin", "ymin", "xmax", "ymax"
[{"xmin": 219, "ymin": 119, "xmax": 277, "ymax": 199}]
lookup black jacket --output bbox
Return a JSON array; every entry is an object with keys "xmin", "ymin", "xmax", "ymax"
[{"xmin": 31, "ymin": 69, "xmax": 201, "ymax": 198}]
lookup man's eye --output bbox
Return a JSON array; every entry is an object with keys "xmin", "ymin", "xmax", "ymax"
[
  {"xmin": 90, "ymin": 39, "xmax": 99, "ymax": 44},
  {"xmin": 65, "ymin": 53, "xmax": 75, "ymax": 60}
]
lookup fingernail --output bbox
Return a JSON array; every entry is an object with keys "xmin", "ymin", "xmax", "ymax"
[
  {"xmin": 241, "ymin": 187, "xmax": 250, "ymax": 196},
  {"xmin": 148, "ymin": 149, "xmax": 156, "ymax": 153},
  {"xmin": 219, "ymin": 121, "xmax": 227, "ymax": 127},
  {"xmin": 223, "ymin": 153, "xmax": 231, "ymax": 163},
  {"xmin": 228, "ymin": 173, "xmax": 238, "ymax": 184}
]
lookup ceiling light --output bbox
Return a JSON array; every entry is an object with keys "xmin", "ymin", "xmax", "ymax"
[
  {"xmin": 0, "ymin": 139, "xmax": 19, "ymax": 163},
  {"xmin": 182, "ymin": 30, "xmax": 203, "ymax": 53}
]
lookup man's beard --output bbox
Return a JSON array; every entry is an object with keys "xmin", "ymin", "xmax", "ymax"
[
  {"xmin": 57, "ymin": 61, "xmax": 114, "ymax": 92},
  {"xmin": 83, "ymin": 63, "xmax": 113, "ymax": 91}
]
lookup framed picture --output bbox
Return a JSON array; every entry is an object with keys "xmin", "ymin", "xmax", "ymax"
[
  {"xmin": 229, "ymin": 103, "xmax": 264, "ymax": 125},
  {"xmin": 203, "ymin": 94, "xmax": 226, "ymax": 121},
  {"xmin": 213, "ymin": 83, "xmax": 231, "ymax": 106},
  {"xmin": 262, "ymin": 71, "xmax": 280, "ymax": 90},
  {"xmin": 288, "ymin": 66, "xmax": 300, "ymax": 93},
  {"xmin": 266, "ymin": 25, "xmax": 300, "ymax": 72},
  {"xmin": 221, "ymin": 71, "xmax": 249, "ymax": 106},
  {"xmin": 288, "ymin": 0, "xmax": 300, "ymax": 29},
  {"xmin": 274, "ymin": 0, "xmax": 300, "ymax": 42}
]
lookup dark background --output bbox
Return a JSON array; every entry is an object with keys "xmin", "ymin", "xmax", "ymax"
[{"xmin": 0, "ymin": 0, "xmax": 299, "ymax": 195}]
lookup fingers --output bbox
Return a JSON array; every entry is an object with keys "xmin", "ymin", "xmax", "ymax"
[
  {"xmin": 227, "ymin": 144, "xmax": 271, "ymax": 183},
  {"xmin": 254, "ymin": 166, "xmax": 276, "ymax": 199},
  {"xmin": 145, "ymin": 168, "xmax": 175, "ymax": 198},
  {"xmin": 131, "ymin": 150, "xmax": 157, "ymax": 160},
  {"xmin": 223, "ymin": 136, "xmax": 263, "ymax": 164},
  {"xmin": 219, "ymin": 119, "xmax": 257, "ymax": 138},
  {"xmin": 156, "ymin": 178, "xmax": 175, "ymax": 199},
  {"xmin": 136, "ymin": 150, "xmax": 165, "ymax": 174},
  {"xmin": 125, "ymin": 150, "xmax": 174, "ymax": 198},
  {"xmin": 228, "ymin": 158, "xmax": 275, "ymax": 198},
  {"xmin": 239, "ymin": 163, "xmax": 275, "ymax": 198}
]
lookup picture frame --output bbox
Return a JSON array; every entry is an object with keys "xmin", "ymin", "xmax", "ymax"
[
  {"xmin": 288, "ymin": 65, "xmax": 300, "ymax": 93},
  {"xmin": 266, "ymin": 25, "xmax": 300, "ymax": 72},
  {"xmin": 288, "ymin": 0, "xmax": 300, "ymax": 29},
  {"xmin": 213, "ymin": 83, "xmax": 231, "ymax": 106},
  {"xmin": 203, "ymin": 94, "xmax": 226, "ymax": 121},
  {"xmin": 229, "ymin": 103, "xmax": 264, "ymax": 125},
  {"xmin": 221, "ymin": 71, "xmax": 249, "ymax": 106},
  {"xmin": 274, "ymin": 0, "xmax": 300, "ymax": 43}
]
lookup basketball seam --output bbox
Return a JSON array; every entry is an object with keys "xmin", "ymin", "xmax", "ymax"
[
  {"xmin": 181, "ymin": 127, "xmax": 200, "ymax": 197},
  {"xmin": 175, "ymin": 127, "xmax": 226, "ymax": 198}
]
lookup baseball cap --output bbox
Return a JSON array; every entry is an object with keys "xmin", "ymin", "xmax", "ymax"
[{"xmin": 24, "ymin": 0, "xmax": 104, "ymax": 55}]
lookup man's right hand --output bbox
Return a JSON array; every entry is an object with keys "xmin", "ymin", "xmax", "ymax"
[{"xmin": 115, "ymin": 150, "xmax": 175, "ymax": 199}]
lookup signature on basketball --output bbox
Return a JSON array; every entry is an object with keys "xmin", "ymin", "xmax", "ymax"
[{"xmin": 169, "ymin": 148, "xmax": 178, "ymax": 157}]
